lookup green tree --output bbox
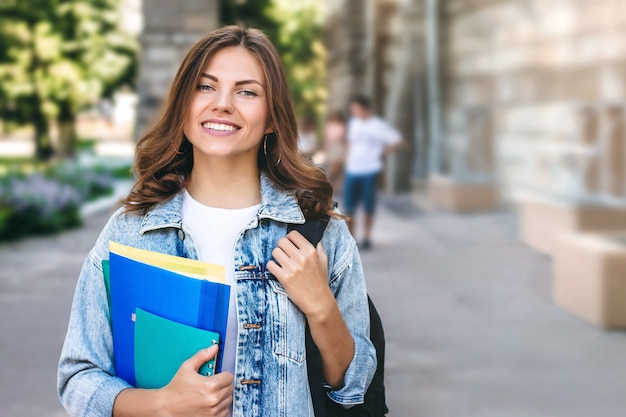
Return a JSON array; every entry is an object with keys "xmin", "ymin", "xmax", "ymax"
[
  {"xmin": 0, "ymin": 0, "xmax": 137, "ymax": 160},
  {"xmin": 267, "ymin": 0, "xmax": 327, "ymax": 119},
  {"xmin": 220, "ymin": 0, "xmax": 280, "ymax": 40}
]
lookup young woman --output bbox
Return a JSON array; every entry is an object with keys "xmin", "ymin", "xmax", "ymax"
[{"xmin": 57, "ymin": 26, "xmax": 376, "ymax": 417}]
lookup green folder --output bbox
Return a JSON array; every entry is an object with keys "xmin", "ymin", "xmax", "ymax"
[
  {"xmin": 134, "ymin": 307, "xmax": 219, "ymax": 389},
  {"xmin": 103, "ymin": 259, "xmax": 111, "ymax": 310}
]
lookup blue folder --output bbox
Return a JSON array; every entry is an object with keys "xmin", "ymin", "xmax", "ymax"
[{"xmin": 108, "ymin": 251, "xmax": 230, "ymax": 386}]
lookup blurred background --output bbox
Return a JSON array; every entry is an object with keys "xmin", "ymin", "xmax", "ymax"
[{"xmin": 3, "ymin": 0, "xmax": 626, "ymax": 416}]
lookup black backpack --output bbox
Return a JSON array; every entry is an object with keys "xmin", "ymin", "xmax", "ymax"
[{"xmin": 289, "ymin": 217, "xmax": 388, "ymax": 417}]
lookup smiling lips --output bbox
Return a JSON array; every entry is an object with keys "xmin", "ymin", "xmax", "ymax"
[{"xmin": 201, "ymin": 121, "xmax": 240, "ymax": 132}]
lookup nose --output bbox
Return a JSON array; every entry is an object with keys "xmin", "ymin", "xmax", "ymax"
[{"xmin": 213, "ymin": 90, "xmax": 234, "ymax": 113}]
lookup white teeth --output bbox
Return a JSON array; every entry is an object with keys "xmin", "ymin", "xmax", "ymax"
[{"xmin": 202, "ymin": 122, "xmax": 238, "ymax": 131}]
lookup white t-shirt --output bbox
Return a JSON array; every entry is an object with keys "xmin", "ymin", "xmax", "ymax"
[
  {"xmin": 345, "ymin": 115, "xmax": 401, "ymax": 175},
  {"xmin": 181, "ymin": 190, "xmax": 259, "ymax": 385}
]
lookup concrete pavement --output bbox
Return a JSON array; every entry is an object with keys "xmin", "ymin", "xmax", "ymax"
[
  {"xmin": 366, "ymin": 196, "xmax": 626, "ymax": 417},
  {"xmin": 0, "ymin": 210, "xmax": 112, "ymax": 417},
  {"xmin": 1, "ymin": 195, "xmax": 626, "ymax": 416}
]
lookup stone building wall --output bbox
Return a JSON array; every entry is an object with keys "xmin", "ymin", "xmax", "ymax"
[
  {"xmin": 325, "ymin": 0, "xmax": 371, "ymax": 114},
  {"xmin": 442, "ymin": 0, "xmax": 626, "ymax": 204},
  {"xmin": 326, "ymin": 0, "xmax": 626, "ymax": 202},
  {"xmin": 136, "ymin": 0, "xmax": 218, "ymax": 138},
  {"xmin": 379, "ymin": 0, "xmax": 426, "ymax": 192}
]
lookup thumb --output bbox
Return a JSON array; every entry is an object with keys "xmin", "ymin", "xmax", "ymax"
[{"xmin": 183, "ymin": 344, "xmax": 219, "ymax": 372}]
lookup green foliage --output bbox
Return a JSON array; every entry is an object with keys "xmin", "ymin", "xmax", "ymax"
[
  {"xmin": 75, "ymin": 137, "xmax": 97, "ymax": 153},
  {"xmin": 220, "ymin": 0, "xmax": 327, "ymax": 119},
  {"xmin": 220, "ymin": 0, "xmax": 280, "ymax": 40},
  {"xmin": 268, "ymin": 1, "xmax": 327, "ymax": 118},
  {"xmin": 108, "ymin": 163, "xmax": 133, "ymax": 180},
  {"xmin": 0, "ymin": 0, "xmax": 138, "ymax": 158}
]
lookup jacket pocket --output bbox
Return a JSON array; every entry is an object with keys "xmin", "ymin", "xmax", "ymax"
[{"xmin": 267, "ymin": 278, "xmax": 306, "ymax": 364}]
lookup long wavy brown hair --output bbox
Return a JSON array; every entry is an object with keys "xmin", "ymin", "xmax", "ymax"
[{"xmin": 123, "ymin": 26, "xmax": 336, "ymax": 218}]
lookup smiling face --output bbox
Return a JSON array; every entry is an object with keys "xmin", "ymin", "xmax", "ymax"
[{"xmin": 183, "ymin": 46, "xmax": 272, "ymax": 165}]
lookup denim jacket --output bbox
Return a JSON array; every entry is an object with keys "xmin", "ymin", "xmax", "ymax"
[{"xmin": 58, "ymin": 174, "xmax": 377, "ymax": 417}]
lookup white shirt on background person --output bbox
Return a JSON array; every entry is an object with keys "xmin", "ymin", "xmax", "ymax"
[{"xmin": 345, "ymin": 116, "xmax": 401, "ymax": 175}]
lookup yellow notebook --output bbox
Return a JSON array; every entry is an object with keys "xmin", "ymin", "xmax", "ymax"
[{"xmin": 109, "ymin": 241, "xmax": 225, "ymax": 283}]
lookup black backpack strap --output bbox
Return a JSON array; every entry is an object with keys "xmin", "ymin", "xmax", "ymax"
[
  {"xmin": 287, "ymin": 216, "xmax": 330, "ymax": 417},
  {"xmin": 305, "ymin": 324, "xmax": 327, "ymax": 417},
  {"xmin": 365, "ymin": 296, "xmax": 388, "ymax": 416},
  {"xmin": 288, "ymin": 215, "xmax": 388, "ymax": 417},
  {"xmin": 287, "ymin": 216, "xmax": 330, "ymax": 247}
]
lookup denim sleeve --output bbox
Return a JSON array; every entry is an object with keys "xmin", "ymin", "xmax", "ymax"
[
  {"xmin": 323, "ymin": 219, "xmax": 377, "ymax": 405},
  {"xmin": 57, "ymin": 221, "xmax": 131, "ymax": 416}
]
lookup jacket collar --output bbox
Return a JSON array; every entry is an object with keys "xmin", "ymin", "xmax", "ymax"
[{"xmin": 139, "ymin": 172, "xmax": 304, "ymax": 234}]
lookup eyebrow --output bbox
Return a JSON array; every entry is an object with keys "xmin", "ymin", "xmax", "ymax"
[{"xmin": 201, "ymin": 72, "xmax": 264, "ymax": 88}]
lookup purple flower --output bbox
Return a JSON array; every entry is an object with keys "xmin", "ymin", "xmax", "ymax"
[{"xmin": 7, "ymin": 174, "xmax": 81, "ymax": 217}]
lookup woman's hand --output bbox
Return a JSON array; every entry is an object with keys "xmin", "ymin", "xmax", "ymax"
[
  {"xmin": 159, "ymin": 345, "xmax": 234, "ymax": 417},
  {"xmin": 266, "ymin": 230, "xmax": 334, "ymax": 321},
  {"xmin": 114, "ymin": 345, "xmax": 234, "ymax": 417},
  {"xmin": 266, "ymin": 230, "xmax": 355, "ymax": 389}
]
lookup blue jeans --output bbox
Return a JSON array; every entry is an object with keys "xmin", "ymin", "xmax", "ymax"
[{"xmin": 343, "ymin": 172, "xmax": 378, "ymax": 215}]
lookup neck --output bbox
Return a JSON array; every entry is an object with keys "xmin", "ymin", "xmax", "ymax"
[{"xmin": 186, "ymin": 156, "xmax": 261, "ymax": 209}]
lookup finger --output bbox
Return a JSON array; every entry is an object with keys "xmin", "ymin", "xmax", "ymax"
[
  {"xmin": 212, "ymin": 395, "xmax": 234, "ymax": 417},
  {"xmin": 286, "ymin": 230, "xmax": 314, "ymax": 250},
  {"xmin": 277, "ymin": 235, "xmax": 303, "ymax": 259},
  {"xmin": 182, "ymin": 344, "xmax": 219, "ymax": 372},
  {"xmin": 266, "ymin": 259, "xmax": 282, "ymax": 277},
  {"xmin": 271, "ymin": 246, "xmax": 296, "ymax": 271},
  {"xmin": 202, "ymin": 381, "xmax": 234, "ymax": 410},
  {"xmin": 278, "ymin": 241, "xmax": 312, "ymax": 265},
  {"xmin": 209, "ymin": 371, "xmax": 235, "ymax": 387}
]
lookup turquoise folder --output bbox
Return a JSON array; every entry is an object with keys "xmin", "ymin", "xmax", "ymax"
[
  {"xmin": 107, "ymin": 252, "xmax": 230, "ymax": 387},
  {"xmin": 134, "ymin": 308, "xmax": 219, "ymax": 389}
]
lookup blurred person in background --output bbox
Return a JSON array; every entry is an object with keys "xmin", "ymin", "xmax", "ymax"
[
  {"xmin": 57, "ymin": 26, "xmax": 376, "ymax": 417},
  {"xmin": 323, "ymin": 110, "xmax": 347, "ymax": 194},
  {"xmin": 297, "ymin": 112, "xmax": 318, "ymax": 160},
  {"xmin": 344, "ymin": 94, "xmax": 403, "ymax": 250}
]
